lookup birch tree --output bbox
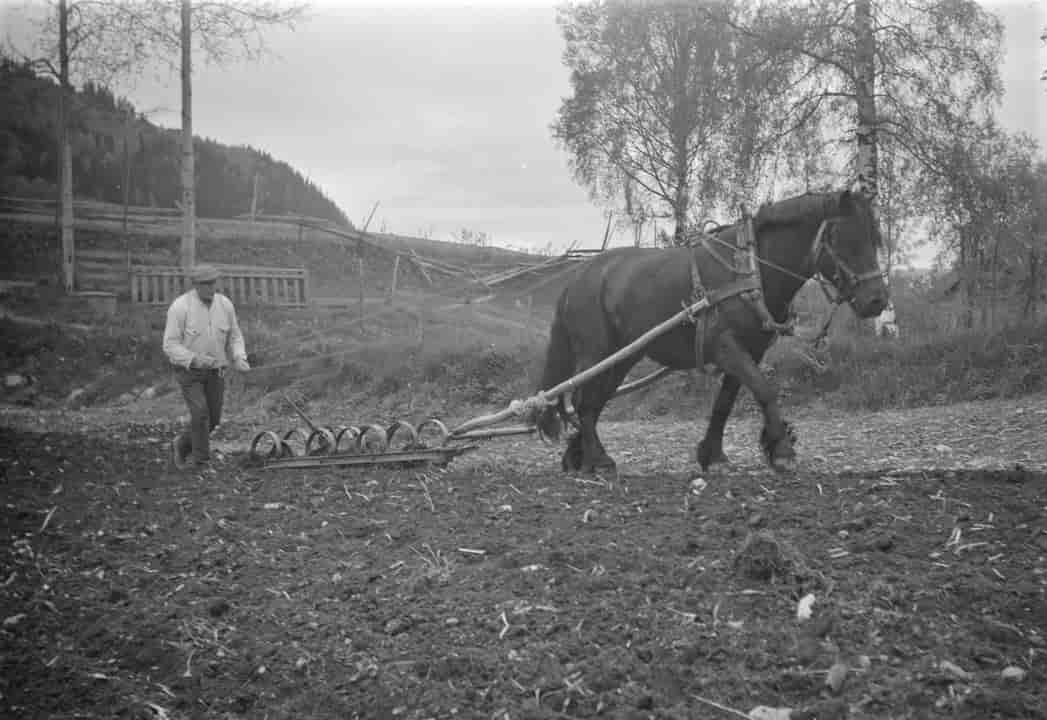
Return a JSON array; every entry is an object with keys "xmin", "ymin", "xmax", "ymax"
[
  {"xmin": 703, "ymin": 0, "xmax": 1002, "ymax": 205},
  {"xmin": 552, "ymin": 0, "xmax": 804, "ymax": 241}
]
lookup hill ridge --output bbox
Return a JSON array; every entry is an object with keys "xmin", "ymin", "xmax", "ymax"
[{"xmin": 0, "ymin": 56, "xmax": 350, "ymax": 226}]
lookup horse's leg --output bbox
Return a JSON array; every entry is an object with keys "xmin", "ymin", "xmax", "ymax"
[
  {"xmin": 712, "ymin": 333, "xmax": 795, "ymax": 471},
  {"xmin": 696, "ymin": 374, "xmax": 741, "ymax": 471},
  {"xmin": 561, "ymin": 387, "xmax": 584, "ymax": 472},
  {"xmin": 566, "ymin": 359, "xmax": 636, "ymax": 474}
]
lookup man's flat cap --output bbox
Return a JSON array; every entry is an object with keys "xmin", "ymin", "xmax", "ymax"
[{"xmin": 190, "ymin": 264, "xmax": 220, "ymax": 282}]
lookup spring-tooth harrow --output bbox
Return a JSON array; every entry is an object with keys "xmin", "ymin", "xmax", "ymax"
[
  {"xmin": 248, "ymin": 400, "xmax": 539, "ymax": 470},
  {"xmin": 247, "ymin": 393, "xmax": 540, "ymax": 470},
  {"xmin": 249, "ymin": 293, "xmax": 714, "ymax": 471}
]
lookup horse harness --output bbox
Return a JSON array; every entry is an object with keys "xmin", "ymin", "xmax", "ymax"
[{"xmin": 681, "ymin": 206, "xmax": 882, "ymax": 372}]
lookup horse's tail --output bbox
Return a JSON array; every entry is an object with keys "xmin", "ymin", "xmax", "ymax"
[{"xmin": 535, "ymin": 296, "xmax": 573, "ymax": 441}]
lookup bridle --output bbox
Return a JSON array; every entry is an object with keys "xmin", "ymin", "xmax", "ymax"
[
  {"xmin": 801, "ymin": 214, "xmax": 888, "ymax": 347},
  {"xmin": 805, "ymin": 218, "xmax": 887, "ymax": 305}
]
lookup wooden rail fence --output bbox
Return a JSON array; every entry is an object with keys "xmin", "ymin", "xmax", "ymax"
[
  {"xmin": 130, "ymin": 264, "xmax": 309, "ymax": 306},
  {"xmin": 76, "ymin": 249, "xmax": 171, "ymax": 294}
]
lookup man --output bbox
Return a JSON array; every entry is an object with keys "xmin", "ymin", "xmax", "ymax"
[{"xmin": 163, "ymin": 264, "xmax": 251, "ymax": 470}]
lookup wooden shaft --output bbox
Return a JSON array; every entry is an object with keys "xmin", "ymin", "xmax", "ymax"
[
  {"xmin": 448, "ymin": 297, "xmax": 707, "ymax": 437},
  {"xmin": 613, "ymin": 366, "xmax": 673, "ymax": 397},
  {"xmin": 284, "ymin": 394, "xmax": 319, "ymax": 434}
]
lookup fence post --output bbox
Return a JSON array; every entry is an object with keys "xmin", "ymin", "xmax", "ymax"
[
  {"xmin": 387, "ymin": 254, "xmax": 400, "ymax": 304},
  {"xmin": 358, "ymin": 255, "xmax": 365, "ymax": 332}
]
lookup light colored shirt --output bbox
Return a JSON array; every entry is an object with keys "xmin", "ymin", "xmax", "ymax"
[{"xmin": 162, "ymin": 289, "xmax": 247, "ymax": 369}]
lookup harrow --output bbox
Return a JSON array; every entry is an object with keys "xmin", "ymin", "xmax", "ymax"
[
  {"xmin": 248, "ymin": 407, "xmax": 538, "ymax": 470},
  {"xmin": 246, "ymin": 293, "xmax": 705, "ymax": 471}
]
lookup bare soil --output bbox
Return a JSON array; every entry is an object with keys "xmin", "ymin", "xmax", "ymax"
[{"xmin": 2, "ymin": 392, "xmax": 1046, "ymax": 719}]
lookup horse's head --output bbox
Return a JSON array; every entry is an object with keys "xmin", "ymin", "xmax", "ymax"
[{"xmin": 812, "ymin": 189, "xmax": 890, "ymax": 318}]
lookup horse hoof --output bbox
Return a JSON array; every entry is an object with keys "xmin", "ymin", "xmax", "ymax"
[
  {"xmin": 760, "ymin": 425, "xmax": 797, "ymax": 470},
  {"xmin": 772, "ymin": 456, "xmax": 797, "ymax": 473},
  {"xmin": 698, "ymin": 453, "xmax": 731, "ymax": 472},
  {"xmin": 583, "ymin": 461, "xmax": 618, "ymax": 482},
  {"xmin": 561, "ymin": 448, "xmax": 583, "ymax": 472},
  {"xmin": 696, "ymin": 441, "xmax": 730, "ymax": 472},
  {"xmin": 560, "ymin": 433, "xmax": 584, "ymax": 472}
]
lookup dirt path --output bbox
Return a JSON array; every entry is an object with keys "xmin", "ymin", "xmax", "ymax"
[{"xmin": 2, "ymin": 394, "xmax": 1045, "ymax": 719}]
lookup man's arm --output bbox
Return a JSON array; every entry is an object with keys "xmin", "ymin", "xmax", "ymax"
[
  {"xmin": 225, "ymin": 297, "xmax": 248, "ymax": 363},
  {"xmin": 162, "ymin": 298, "xmax": 196, "ymax": 368}
]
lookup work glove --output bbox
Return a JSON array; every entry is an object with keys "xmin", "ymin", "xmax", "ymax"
[{"xmin": 233, "ymin": 356, "xmax": 251, "ymax": 372}]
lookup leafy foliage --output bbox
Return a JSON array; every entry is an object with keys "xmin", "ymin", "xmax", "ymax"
[
  {"xmin": 923, "ymin": 124, "xmax": 1047, "ymax": 325},
  {"xmin": 742, "ymin": 0, "xmax": 1006, "ymax": 241},
  {"xmin": 15, "ymin": 0, "xmax": 307, "ymax": 82},
  {"xmin": 552, "ymin": 0, "xmax": 803, "ymax": 240}
]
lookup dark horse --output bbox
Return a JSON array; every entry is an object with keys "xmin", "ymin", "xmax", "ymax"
[{"xmin": 535, "ymin": 189, "xmax": 889, "ymax": 474}]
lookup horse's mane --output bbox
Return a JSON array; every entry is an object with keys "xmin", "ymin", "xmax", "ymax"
[
  {"xmin": 691, "ymin": 189, "xmax": 880, "ymax": 248},
  {"xmin": 753, "ymin": 191, "xmax": 838, "ymax": 229},
  {"xmin": 752, "ymin": 189, "xmax": 883, "ymax": 250}
]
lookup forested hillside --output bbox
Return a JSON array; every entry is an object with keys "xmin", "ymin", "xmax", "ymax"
[{"xmin": 0, "ymin": 56, "xmax": 350, "ymax": 225}]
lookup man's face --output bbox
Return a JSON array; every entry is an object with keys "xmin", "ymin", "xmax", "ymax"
[{"xmin": 195, "ymin": 279, "xmax": 216, "ymax": 303}]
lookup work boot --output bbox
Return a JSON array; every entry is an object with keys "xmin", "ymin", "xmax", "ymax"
[{"xmin": 171, "ymin": 437, "xmax": 193, "ymax": 470}]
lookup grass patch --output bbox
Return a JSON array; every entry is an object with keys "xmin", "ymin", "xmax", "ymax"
[
  {"xmin": 769, "ymin": 319, "xmax": 1047, "ymax": 411},
  {"xmin": 4, "ymin": 285, "xmax": 1045, "ymax": 419}
]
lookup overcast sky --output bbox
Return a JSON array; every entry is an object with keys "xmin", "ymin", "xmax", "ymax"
[{"xmin": 2, "ymin": 0, "xmax": 1045, "ymax": 256}]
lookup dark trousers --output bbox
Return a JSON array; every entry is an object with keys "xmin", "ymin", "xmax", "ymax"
[{"xmin": 175, "ymin": 367, "xmax": 225, "ymax": 464}]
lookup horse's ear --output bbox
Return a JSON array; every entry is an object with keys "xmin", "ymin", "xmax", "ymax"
[{"xmin": 836, "ymin": 187, "xmax": 859, "ymax": 214}]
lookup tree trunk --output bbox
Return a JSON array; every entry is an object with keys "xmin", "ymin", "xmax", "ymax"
[
  {"xmin": 1023, "ymin": 248, "xmax": 1039, "ymax": 319},
  {"xmin": 854, "ymin": 0, "xmax": 878, "ymax": 200},
  {"xmin": 960, "ymin": 231, "xmax": 975, "ymax": 329},
  {"xmin": 989, "ymin": 237, "xmax": 1000, "ymax": 329},
  {"xmin": 977, "ymin": 245, "xmax": 988, "ymax": 328},
  {"xmin": 58, "ymin": 0, "xmax": 74, "ymax": 292},
  {"xmin": 122, "ymin": 112, "xmax": 132, "ymax": 279},
  {"xmin": 670, "ymin": 28, "xmax": 692, "ymax": 245},
  {"xmin": 180, "ymin": 0, "xmax": 195, "ymax": 269}
]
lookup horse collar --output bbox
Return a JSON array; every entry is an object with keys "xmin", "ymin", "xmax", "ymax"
[{"xmin": 686, "ymin": 215, "xmax": 794, "ymax": 336}]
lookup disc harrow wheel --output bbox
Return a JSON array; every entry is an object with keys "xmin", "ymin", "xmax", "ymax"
[
  {"xmin": 282, "ymin": 428, "xmax": 308, "ymax": 458},
  {"xmin": 249, "ymin": 430, "xmax": 283, "ymax": 461},
  {"xmin": 356, "ymin": 425, "xmax": 389, "ymax": 454},
  {"xmin": 416, "ymin": 418, "xmax": 450, "ymax": 448},
  {"xmin": 385, "ymin": 420, "xmax": 419, "ymax": 451},
  {"xmin": 305, "ymin": 427, "xmax": 337, "ymax": 456},
  {"xmin": 334, "ymin": 426, "xmax": 360, "ymax": 453}
]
